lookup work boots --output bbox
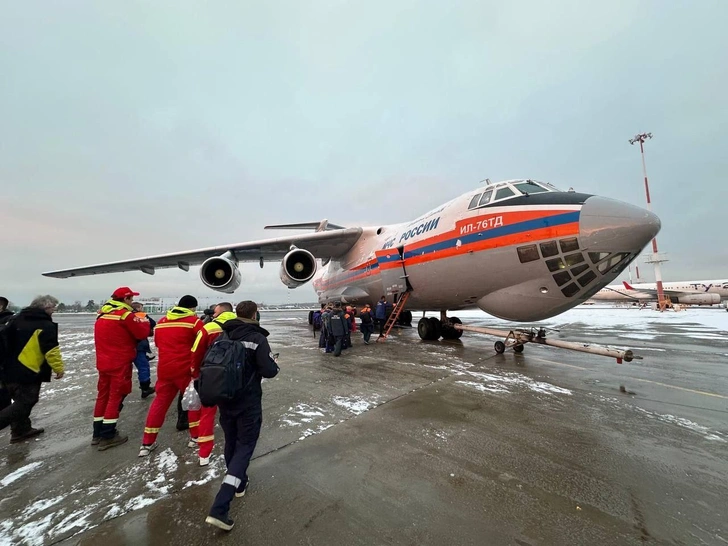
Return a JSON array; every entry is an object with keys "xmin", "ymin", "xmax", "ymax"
[
  {"xmin": 140, "ymin": 381, "xmax": 156, "ymax": 399},
  {"xmin": 97, "ymin": 431, "xmax": 128, "ymax": 451},
  {"xmin": 10, "ymin": 427, "xmax": 45, "ymax": 444}
]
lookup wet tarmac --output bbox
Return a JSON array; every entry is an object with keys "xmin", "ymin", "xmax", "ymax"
[{"xmin": 1, "ymin": 307, "xmax": 727, "ymax": 546}]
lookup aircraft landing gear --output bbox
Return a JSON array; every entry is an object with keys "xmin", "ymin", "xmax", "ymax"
[
  {"xmin": 417, "ymin": 317, "xmax": 441, "ymax": 341},
  {"xmin": 416, "ymin": 313, "xmax": 463, "ymax": 341},
  {"xmin": 399, "ymin": 311, "xmax": 413, "ymax": 326}
]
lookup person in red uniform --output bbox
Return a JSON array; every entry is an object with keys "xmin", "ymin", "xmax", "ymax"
[
  {"xmin": 189, "ymin": 302, "xmax": 236, "ymax": 466},
  {"xmin": 93, "ymin": 287, "xmax": 150, "ymax": 450},
  {"xmin": 139, "ymin": 295, "xmax": 204, "ymax": 457}
]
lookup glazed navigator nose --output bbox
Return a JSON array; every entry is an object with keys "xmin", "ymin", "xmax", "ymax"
[{"xmin": 578, "ymin": 196, "xmax": 661, "ymax": 252}]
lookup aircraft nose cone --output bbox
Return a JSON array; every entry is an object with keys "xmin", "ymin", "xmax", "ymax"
[{"xmin": 579, "ymin": 196, "xmax": 661, "ymax": 252}]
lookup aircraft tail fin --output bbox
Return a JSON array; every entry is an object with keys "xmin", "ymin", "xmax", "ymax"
[
  {"xmin": 623, "ymin": 281, "xmax": 636, "ymax": 290},
  {"xmin": 264, "ymin": 220, "xmax": 345, "ymax": 232}
]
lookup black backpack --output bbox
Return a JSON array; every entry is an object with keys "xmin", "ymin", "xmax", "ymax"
[
  {"xmin": 0, "ymin": 315, "xmax": 16, "ymax": 375},
  {"xmin": 198, "ymin": 331, "xmax": 252, "ymax": 406}
]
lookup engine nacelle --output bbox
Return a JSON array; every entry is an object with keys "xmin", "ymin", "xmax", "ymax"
[
  {"xmin": 279, "ymin": 248, "xmax": 317, "ymax": 288},
  {"xmin": 199, "ymin": 256, "xmax": 242, "ymax": 293},
  {"xmin": 672, "ymin": 293, "xmax": 720, "ymax": 305}
]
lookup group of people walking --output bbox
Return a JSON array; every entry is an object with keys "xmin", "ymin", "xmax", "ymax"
[
  {"xmin": 0, "ymin": 289, "xmax": 279, "ymax": 532},
  {"xmin": 313, "ymin": 296, "xmax": 391, "ymax": 354}
]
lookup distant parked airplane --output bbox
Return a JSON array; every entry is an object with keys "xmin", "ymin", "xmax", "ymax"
[{"xmin": 589, "ymin": 280, "xmax": 728, "ymax": 305}]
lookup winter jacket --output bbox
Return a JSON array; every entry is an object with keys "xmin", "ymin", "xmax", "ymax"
[
  {"xmin": 4, "ymin": 307, "xmax": 64, "ymax": 384},
  {"xmin": 220, "ymin": 318, "xmax": 279, "ymax": 414},
  {"xmin": 359, "ymin": 310, "xmax": 373, "ymax": 324},
  {"xmin": 190, "ymin": 311, "xmax": 236, "ymax": 377},
  {"xmin": 95, "ymin": 300, "xmax": 150, "ymax": 373},
  {"xmin": 0, "ymin": 310, "xmax": 14, "ymax": 325},
  {"xmin": 154, "ymin": 307, "xmax": 204, "ymax": 380},
  {"xmin": 375, "ymin": 301, "xmax": 387, "ymax": 320},
  {"xmin": 329, "ymin": 309, "xmax": 349, "ymax": 337}
]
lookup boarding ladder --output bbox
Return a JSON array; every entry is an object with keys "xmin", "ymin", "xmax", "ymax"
[{"xmin": 377, "ymin": 291, "xmax": 411, "ymax": 342}]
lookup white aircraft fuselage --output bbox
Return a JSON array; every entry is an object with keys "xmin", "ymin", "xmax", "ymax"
[{"xmin": 312, "ymin": 180, "xmax": 661, "ymax": 322}]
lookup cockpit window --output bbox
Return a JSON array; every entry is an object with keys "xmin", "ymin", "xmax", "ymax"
[
  {"xmin": 468, "ymin": 194, "xmax": 481, "ymax": 209},
  {"xmin": 478, "ymin": 190, "xmax": 493, "ymax": 207},
  {"xmin": 494, "ymin": 187, "xmax": 514, "ymax": 201},
  {"xmin": 514, "ymin": 181, "xmax": 550, "ymax": 195}
]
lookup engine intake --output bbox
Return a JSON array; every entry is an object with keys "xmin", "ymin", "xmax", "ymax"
[
  {"xmin": 200, "ymin": 256, "xmax": 242, "ymax": 293},
  {"xmin": 280, "ymin": 248, "xmax": 317, "ymax": 288}
]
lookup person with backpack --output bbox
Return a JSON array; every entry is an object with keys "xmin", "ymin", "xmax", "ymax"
[
  {"xmin": 203, "ymin": 300, "xmax": 279, "ymax": 531},
  {"xmin": 312, "ymin": 304, "xmax": 324, "ymax": 340},
  {"xmin": 93, "ymin": 287, "xmax": 151, "ymax": 450},
  {"xmin": 0, "ymin": 295, "xmax": 65, "ymax": 443},
  {"xmin": 139, "ymin": 295, "xmax": 204, "ymax": 457},
  {"xmin": 131, "ymin": 302, "xmax": 156, "ymax": 399},
  {"xmin": 321, "ymin": 305, "xmax": 334, "ymax": 353},
  {"xmin": 188, "ymin": 302, "xmax": 236, "ymax": 466},
  {"xmin": 359, "ymin": 303, "xmax": 375, "ymax": 344},
  {"xmin": 329, "ymin": 302, "xmax": 349, "ymax": 357}
]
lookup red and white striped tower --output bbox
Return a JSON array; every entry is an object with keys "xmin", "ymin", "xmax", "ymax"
[{"xmin": 629, "ymin": 132, "xmax": 667, "ymax": 309}]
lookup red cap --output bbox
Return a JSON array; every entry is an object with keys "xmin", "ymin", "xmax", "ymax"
[{"xmin": 112, "ymin": 286, "xmax": 140, "ymax": 299}]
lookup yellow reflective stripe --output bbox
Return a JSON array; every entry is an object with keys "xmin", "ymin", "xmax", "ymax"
[
  {"xmin": 102, "ymin": 419, "xmax": 118, "ymax": 424},
  {"xmin": 93, "ymin": 417, "xmax": 104, "ymax": 422},
  {"xmin": 120, "ymin": 311, "xmax": 131, "ymax": 320},
  {"xmin": 98, "ymin": 314, "xmax": 122, "ymax": 321},
  {"xmin": 18, "ymin": 330, "xmax": 44, "ymax": 373},
  {"xmin": 45, "ymin": 346, "xmax": 64, "ymax": 374},
  {"xmin": 188, "ymin": 420, "xmax": 201, "ymax": 428},
  {"xmin": 197, "ymin": 435, "xmax": 215, "ymax": 443},
  {"xmin": 191, "ymin": 331, "xmax": 204, "ymax": 353},
  {"xmin": 144, "ymin": 427, "xmax": 160, "ymax": 433},
  {"xmin": 204, "ymin": 322, "xmax": 223, "ymax": 334},
  {"xmin": 155, "ymin": 322, "xmax": 196, "ymax": 329}
]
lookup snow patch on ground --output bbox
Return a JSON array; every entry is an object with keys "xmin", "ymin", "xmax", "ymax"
[
  {"xmin": 634, "ymin": 407, "xmax": 727, "ymax": 443},
  {"xmin": 459, "ymin": 370, "xmax": 572, "ymax": 396},
  {"xmin": 0, "ymin": 461, "xmax": 43, "ymax": 488},
  {"xmin": 332, "ymin": 394, "xmax": 381, "ymax": 414},
  {"xmin": 0, "ymin": 448, "xmax": 188, "ymax": 544}
]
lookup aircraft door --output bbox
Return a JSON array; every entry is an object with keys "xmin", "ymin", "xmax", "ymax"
[{"xmin": 375, "ymin": 245, "xmax": 410, "ymax": 296}]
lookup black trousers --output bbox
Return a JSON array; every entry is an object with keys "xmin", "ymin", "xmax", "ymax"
[
  {"xmin": 209, "ymin": 408, "xmax": 262, "ymax": 517},
  {"xmin": 0, "ymin": 382, "xmax": 42, "ymax": 436}
]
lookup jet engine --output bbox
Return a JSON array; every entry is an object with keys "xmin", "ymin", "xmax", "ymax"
[
  {"xmin": 672, "ymin": 293, "xmax": 720, "ymax": 305},
  {"xmin": 200, "ymin": 256, "xmax": 242, "ymax": 293},
  {"xmin": 280, "ymin": 248, "xmax": 317, "ymax": 288}
]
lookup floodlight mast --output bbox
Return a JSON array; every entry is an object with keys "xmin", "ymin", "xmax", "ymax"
[{"xmin": 629, "ymin": 132, "xmax": 667, "ymax": 310}]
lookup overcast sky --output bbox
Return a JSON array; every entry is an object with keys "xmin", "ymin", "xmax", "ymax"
[{"xmin": 1, "ymin": 0, "xmax": 726, "ymax": 307}]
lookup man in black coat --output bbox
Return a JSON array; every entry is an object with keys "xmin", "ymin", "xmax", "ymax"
[
  {"xmin": 328, "ymin": 302, "xmax": 349, "ymax": 357},
  {"xmin": 205, "ymin": 300, "xmax": 279, "ymax": 531},
  {"xmin": 0, "ymin": 295, "xmax": 65, "ymax": 443}
]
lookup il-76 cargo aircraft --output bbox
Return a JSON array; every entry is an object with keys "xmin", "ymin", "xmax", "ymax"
[
  {"xmin": 590, "ymin": 279, "xmax": 728, "ymax": 305},
  {"xmin": 44, "ymin": 179, "xmax": 660, "ymax": 346}
]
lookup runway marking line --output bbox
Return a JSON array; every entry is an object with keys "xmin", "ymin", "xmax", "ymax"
[{"xmin": 528, "ymin": 356, "xmax": 728, "ymax": 400}]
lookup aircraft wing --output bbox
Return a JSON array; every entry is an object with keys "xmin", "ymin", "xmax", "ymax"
[{"xmin": 42, "ymin": 227, "xmax": 363, "ymax": 279}]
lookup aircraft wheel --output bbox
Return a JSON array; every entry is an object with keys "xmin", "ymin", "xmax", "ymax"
[
  {"xmin": 513, "ymin": 344, "xmax": 524, "ymax": 353},
  {"xmin": 494, "ymin": 341, "xmax": 506, "ymax": 354},
  {"xmin": 399, "ymin": 311, "xmax": 413, "ymax": 326},
  {"xmin": 428, "ymin": 317, "xmax": 442, "ymax": 340},
  {"xmin": 418, "ymin": 318, "xmax": 434, "ymax": 340},
  {"xmin": 449, "ymin": 316, "xmax": 463, "ymax": 339}
]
